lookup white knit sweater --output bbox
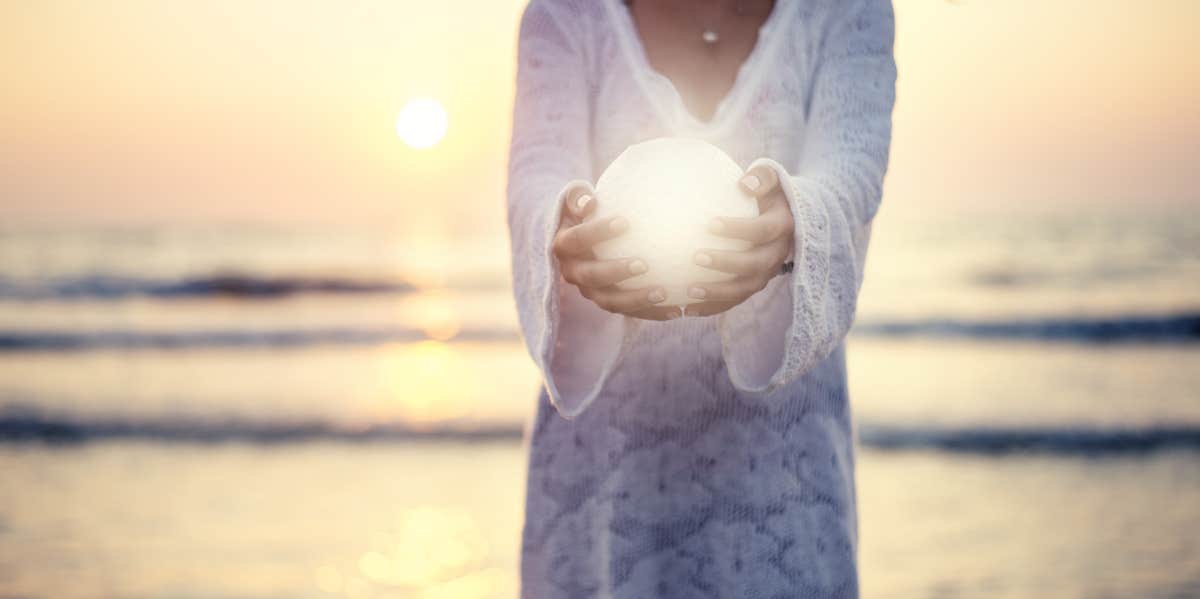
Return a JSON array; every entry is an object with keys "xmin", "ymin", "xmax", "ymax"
[{"xmin": 506, "ymin": 0, "xmax": 896, "ymax": 596}]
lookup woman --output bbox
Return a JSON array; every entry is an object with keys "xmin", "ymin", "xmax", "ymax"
[{"xmin": 506, "ymin": 0, "xmax": 895, "ymax": 596}]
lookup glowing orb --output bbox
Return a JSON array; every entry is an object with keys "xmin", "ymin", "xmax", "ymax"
[
  {"xmin": 589, "ymin": 137, "xmax": 759, "ymax": 307},
  {"xmin": 395, "ymin": 98, "xmax": 447, "ymax": 149}
]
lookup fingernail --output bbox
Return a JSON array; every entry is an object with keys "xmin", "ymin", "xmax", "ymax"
[
  {"xmin": 576, "ymin": 194, "xmax": 592, "ymax": 211},
  {"xmin": 610, "ymin": 217, "xmax": 629, "ymax": 233},
  {"xmin": 665, "ymin": 311, "xmax": 680, "ymax": 321},
  {"xmin": 629, "ymin": 259, "xmax": 648, "ymax": 275},
  {"xmin": 708, "ymin": 219, "xmax": 724, "ymax": 234},
  {"xmin": 693, "ymin": 251, "xmax": 712, "ymax": 267},
  {"xmin": 648, "ymin": 288, "xmax": 666, "ymax": 303},
  {"xmin": 688, "ymin": 286, "xmax": 707, "ymax": 300},
  {"xmin": 741, "ymin": 174, "xmax": 761, "ymax": 192}
]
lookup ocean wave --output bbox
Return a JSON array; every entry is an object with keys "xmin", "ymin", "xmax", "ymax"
[
  {"xmin": 1, "ymin": 410, "xmax": 1197, "ymax": 454},
  {"xmin": 966, "ymin": 264, "xmax": 1166, "ymax": 288},
  {"xmin": 0, "ymin": 409, "xmax": 522, "ymax": 444},
  {"xmin": 0, "ymin": 273, "xmax": 414, "ymax": 300},
  {"xmin": 0, "ymin": 326, "xmax": 519, "ymax": 351},
  {"xmin": 858, "ymin": 423, "xmax": 1200, "ymax": 454},
  {"xmin": 2, "ymin": 313, "xmax": 1196, "ymax": 352},
  {"xmin": 854, "ymin": 313, "xmax": 1200, "ymax": 343}
]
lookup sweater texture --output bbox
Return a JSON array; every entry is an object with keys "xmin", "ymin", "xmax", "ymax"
[{"xmin": 506, "ymin": 0, "xmax": 897, "ymax": 596}]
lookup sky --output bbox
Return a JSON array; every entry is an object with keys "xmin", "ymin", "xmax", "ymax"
[{"xmin": 1, "ymin": 0, "xmax": 1198, "ymax": 233}]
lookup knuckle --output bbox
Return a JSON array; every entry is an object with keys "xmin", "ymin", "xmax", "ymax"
[
  {"xmin": 574, "ymin": 266, "xmax": 596, "ymax": 288},
  {"xmin": 767, "ymin": 196, "xmax": 787, "ymax": 215},
  {"xmin": 765, "ymin": 220, "xmax": 784, "ymax": 241},
  {"xmin": 584, "ymin": 223, "xmax": 609, "ymax": 248},
  {"xmin": 561, "ymin": 265, "xmax": 577, "ymax": 285},
  {"xmin": 756, "ymin": 255, "xmax": 775, "ymax": 274},
  {"xmin": 728, "ymin": 255, "xmax": 751, "ymax": 274},
  {"xmin": 753, "ymin": 222, "xmax": 774, "ymax": 243},
  {"xmin": 557, "ymin": 230, "xmax": 578, "ymax": 254},
  {"xmin": 573, "ymin": 222, "xmax": 593, "ymax": 245},
  {"xmin": 604, "ymin": 265, "xmax": 627, "ymax": 286},
  {"xmin": 610, "ymin": 300, "xmax": 634, "ymax": 314},
  {"xmin": 712, "ymin": 253, "xmax": 733, "ymax": 269},
  {"xmin": 611, "ymin": 293, "xmax": 638, "ymax": 311},
  {"xmin": 772, "ymin": 236, "xmax": 790, "ymax": 254},
  {"xmin": 603, "ymin": 264, "xmax": 625, "ymax": 285},
  {"xmin": 642, "ymin": 309, "xmax": 666, "ymax": 321}
]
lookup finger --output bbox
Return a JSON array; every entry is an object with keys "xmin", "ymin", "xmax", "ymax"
[
  {"xmin": 563, "ymin": 188, "xmax": 596, "ymax": 221},
  {"xmin": 682, "ymin": 301, "xmax": 739, "ymax": 318},
  {"xmin": 709, "ymin": 200, "xmax": 792, "ymax": 244},
  {"xmin": 553, "ymin": 216, "xmax": 629, "ymax": 257},
  {"xmin": 739, "ymin": 164, "xmax": 780, "ymax": 198},
  {"xmin": 630, "ymin": 305, "xmax": 684, "ymax": 321},
  {"xmin": 693, "ymin": 236, "xmax": 790, "ymax": 276},
  {"xmin": 562, "ymin": 257, "xmax": 648, "ymax": 288},
  {"xmin": 584, "ymin": 285, "xmax": 668, "ymax": 315},
  {"xmin": 687, "ymin": 275, "xmax": 770, "ymax": 303}
]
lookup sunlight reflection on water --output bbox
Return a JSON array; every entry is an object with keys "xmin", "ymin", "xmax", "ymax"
[
  {"xmin": 370, "ymin": 341, "xmax": 477, "ymax": 424},
  {"xmin": 0, "ymin": 211, "xmax": 1197, "ymax": 597},
  {"xmin": 312, "ymin": 505, "xmax": 507, "ymax": 598}
]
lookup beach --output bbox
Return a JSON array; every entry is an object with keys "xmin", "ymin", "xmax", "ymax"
[
  {"xmin": 1, "ymin": 207, "xmax": 1198, "ymax": 597},
  {"xmin": 2, "ymin": 439, "xmax": 1197, "ymax": 598}
]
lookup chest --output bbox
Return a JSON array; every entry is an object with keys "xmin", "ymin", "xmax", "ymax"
[
  {"xmin": 589, "ymin": 0, "xmax": 811, "ymax": 176},
  {"xmin": 627, "ymin": 0, "xmax": 774, "ymax": 123}
]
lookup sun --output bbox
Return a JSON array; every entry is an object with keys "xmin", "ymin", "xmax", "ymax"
[{"xmin": 395, "ymin": 98, "xmax": 448, "ymax": 149}]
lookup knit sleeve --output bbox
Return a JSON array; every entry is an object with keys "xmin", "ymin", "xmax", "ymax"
[
  {"xmin": 506, "ymin": 0, "xmax": 639, "ymax": 419},
  {"xmin": 719, "ymin": 0, "xmax": 897, "ymax": 395}
]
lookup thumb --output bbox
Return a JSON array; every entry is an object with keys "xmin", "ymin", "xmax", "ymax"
[
  {"xmin": 563, "ymin": 185, "xmax": 597, "ymax": 221},
  {"xmin": 738, "ymin": 164, "xmax": 780, "ymax": 199}
]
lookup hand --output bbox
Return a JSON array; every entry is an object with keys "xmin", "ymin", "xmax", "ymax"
[
  {"xmin": 553, "ymin": 187, "xmax": 675, "ymax": 320},
  {"xmin": 683, "ymin": 164, "xmax": 795, "ymax": 317}
]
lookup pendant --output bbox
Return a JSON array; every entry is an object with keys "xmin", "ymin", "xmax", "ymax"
[{"xmin": 701, "ymin": 29, "xmax": 719, "ymax": 44}]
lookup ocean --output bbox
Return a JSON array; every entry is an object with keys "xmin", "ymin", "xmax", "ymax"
[{"xmin": 0, "ymin": 206, "xmax": 1198, "ymax": 598}]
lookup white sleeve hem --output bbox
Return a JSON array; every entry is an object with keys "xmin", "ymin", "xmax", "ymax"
[
  {"xmin": 536, "ymin": 180, "xmax": 640, "ymax": 419},
  {"xmin": 718, "ymin": 157, "xmax": 835, "ymax": 396}
]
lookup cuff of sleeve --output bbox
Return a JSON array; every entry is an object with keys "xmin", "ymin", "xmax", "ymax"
[
  {"xmin": 538, "ymin": 179, "xmax": 640, "ymax": 419},
  {"xmin": 718, "ymin": 158, "xmax": 833, "ymax": 396}
]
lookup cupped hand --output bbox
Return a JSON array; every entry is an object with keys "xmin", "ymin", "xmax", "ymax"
[
  {"xmin": 683, "ymin": 164, "xmax": 795, "ymax": 317},
  {"xmin": 553, "ymin": 187, "xmax": 676, "ymax": 320}
]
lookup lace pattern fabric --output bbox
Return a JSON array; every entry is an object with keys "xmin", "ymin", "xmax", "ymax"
[{"xmin": 506, "ymin": 0, "xmax": 896, "ymax": 596}]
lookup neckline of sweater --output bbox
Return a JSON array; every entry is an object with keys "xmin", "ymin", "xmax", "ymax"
[{"xmin": 602, "ymin": 0, "xmax": 797, "ymax": 137}]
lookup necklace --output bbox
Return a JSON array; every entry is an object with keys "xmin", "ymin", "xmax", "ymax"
[
  {"xmin": 697, "ymin": 1, "xmax": 751, "ymax": 45},
  {"xmin": 624, "ymin": 0, "xmax": 758, "ymax": 46}
]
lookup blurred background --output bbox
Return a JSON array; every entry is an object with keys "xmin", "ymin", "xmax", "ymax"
[{"xmin": 2, "ymin": 0, "xmax": 1198, "ymax": 597}]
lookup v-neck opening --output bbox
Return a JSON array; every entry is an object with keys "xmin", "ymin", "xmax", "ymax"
[{"xmin": 605, "ymin": 0, "xmax": 794, "ymax": 136}]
